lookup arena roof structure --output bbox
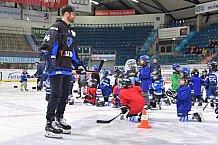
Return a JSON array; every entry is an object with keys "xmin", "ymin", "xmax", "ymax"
[{"xmin": 92, "ymin": 0, "xmax": 215, "ymax": 20}]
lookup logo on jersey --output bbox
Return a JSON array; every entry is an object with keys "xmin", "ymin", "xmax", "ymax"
[
  {"xmin": 67, "ymin": 37, "xmax": 73, "ymax": 47},
  {"xmin": 44, "ymin": 34, "xmax": 51, "ymax": 41}
]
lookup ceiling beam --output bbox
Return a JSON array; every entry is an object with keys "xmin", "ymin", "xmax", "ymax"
[
  {"xmin": 152, "ymin": 0, "xmax": 176, "ymax": 20},
  {"xmin": 138, "ymin": 0, "xmax": 163, "ymax": 12},
  {"xmin": 120, "ymin": 0, "xmax": 146, "ymax": 14},
  {"xmin": 119, "ymin": 0, "xmax": 141, "ymax": 14},
  {"xmin": 168, "ymin": 5, "xmax": 195, "ymax": 13},
  {"xmin": 183, "ymin": 0, "xmax": 200, "ymax": 5}
]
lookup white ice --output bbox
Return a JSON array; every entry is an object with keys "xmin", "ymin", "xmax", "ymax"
[{"xmin": 0, "ymin": 82, "xmax": 218, "ymax": 145}]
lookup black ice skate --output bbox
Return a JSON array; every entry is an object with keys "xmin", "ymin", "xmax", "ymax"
[
  {"xmin": 45, "ymin": 121, "xmax": 63, "ymax": 139},
  {"xmin": 193, "ymin": 112, "xmax": 203, "ymax": 122},
  {"xmin": 55, "ymin": 118, "xmax": 71, "ymax": 134}
]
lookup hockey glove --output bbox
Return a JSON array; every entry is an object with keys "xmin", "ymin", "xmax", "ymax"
[{"xmin": 120, "ymin": 106, "xmax": 128, "ymax": 114}]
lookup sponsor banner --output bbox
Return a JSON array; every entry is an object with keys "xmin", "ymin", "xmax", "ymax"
[
  {"xmin": 95, "ymin": 9, "xmax": 135, "ymax": 16},
  {"xmin": 0, "ymin": 69, "xmax": 36, "ymax": 82},
  {"xmin": 158, "ymin": 26, "xmax": 190, "ymax": 39},
  {"xmin": 91, "ymin": 54, "xmax": 116, "ymax": 61},
  {"xmin": 0, "ymin": 57, "xmax": 40, "ymax": 63},
  {"xmin": 23, "ymin": 9, "xmax": 51, "ymax": 22},
  {"xmin": 68, "ymin": 0, "xmax": 91, "ymax": 12},
  {"xmin": 0, "ymin": 6, "xmax": 21, "ymax": 19},
  {"xmin": 0, "ymin": 0, "xmax": 68, "ymax": 8},
  {"xmin": 0, "ymin": 69, "xmax": 92, "ymax": 82},
  {"xmin": 31, "ymin": 27, "xmax": 49, "ymax": 39},
  {"xmin": 196, "ymin": 1, "xmax": 218, "ymax": 14}
]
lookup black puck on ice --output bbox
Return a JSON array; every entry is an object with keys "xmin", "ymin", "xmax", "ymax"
[
  {"xmin": 32, "ymin": 87, "xmax": 36, "ymax": 89},
  {"xmin": 14, "ymin": 86, "xmax": 18, "ymax": 88}
]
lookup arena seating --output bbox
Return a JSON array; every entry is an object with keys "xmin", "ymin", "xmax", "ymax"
[
  {"xmin": 0, "ymin": 33, "xmax": 31, "ymax": 52},
  {"xmin": 72, "ymin": 23, "xmax": 154, "ymax": 65},
  {"xmin": 187, "ymin": 23, "xmax": 218, "ymax": 49}
]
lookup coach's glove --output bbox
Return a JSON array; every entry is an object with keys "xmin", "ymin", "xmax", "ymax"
[{"xmin": 120, "ymin": 106, "xmax": 128, "ymax": 114}]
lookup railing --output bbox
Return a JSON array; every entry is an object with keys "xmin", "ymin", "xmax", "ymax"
[{"xmin": 140, "ymin": 29, "xmax": 157, "ymax": 55}]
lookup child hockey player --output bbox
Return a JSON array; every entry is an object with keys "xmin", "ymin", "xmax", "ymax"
[
  {"xmin": 77, "ymin": 71, "xmax": 88, "ymax": 98},
  {"xmin": 44, "ymin": 77, "xmax": 51, "ymax": 101},
  {"xmin": 119, "ymin": 78, "xmax": 146, "ymax": 122},
  {"xmin": 138, "ymin": 55, "xmax": 151, "ymax": 108},
  {"xmin": 201, "ymin": 69, "xmax": 209, "ymax": 103},
  {"xmin": 68, "ymin": 75, "xmax": 76, "ymax": 105},
  {"xmin": 204, "ymin": 62, "xmax": 218, "ymax": 111},
  {"xmin": 124, "ymin": 59, "xmax": 139, "ymax": 85},
  {"xmin": 149, "ymin": 69, "xmax": 165, "ymax": 110},
  {"xmin": 190, "ymin": 68, "xmax": 203, "ymax": 106},
  {"xmin": 176, "ymin": 77, "xmax": 202, "ymax": 122},
  {"xmin": 83, "ymin": 78, "xmax": 98, "ymax": 105},
  {"xmin": 98, "ymin": 69, "xmax": 112, "ymax": 104},
  {"xmin": 91, "ymin": 64, "xmax": 100, "ymax": 84},
  {"xmin": 111, "ymin": 74, "xmax": 124, "ymax": 108},
  {"xmin": 20, "ymin": 68, "xmax": 30, "ymax": 91},
  {"xmin": 172, "ymin": 64, "xmax": 180, "ymax": 91}
]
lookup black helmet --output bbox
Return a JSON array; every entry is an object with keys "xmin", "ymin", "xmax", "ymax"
[
  {"xmin": 88, "ymin": 78, "xmax": 98, "ymax": 88},
  {"xmin": 191, "ymin": 68, "xmax": 199, "ymax": 77},
  {"xmin": 120, "ymin": 78, "xmax": 131, "ymax": 89},
  {"xmin": 202, "ymin": 69, "xmax": 207, "ymax": 76}
]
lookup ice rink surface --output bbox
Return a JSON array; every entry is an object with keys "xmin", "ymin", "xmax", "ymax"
[{"xmin": 0, "ymin": 82, "xmax": 218, "ymax": 145}]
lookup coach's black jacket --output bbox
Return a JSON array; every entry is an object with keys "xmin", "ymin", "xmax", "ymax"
[{"xmin": 39, "ymin": 20, "xmax": 81, "ymax": 75}]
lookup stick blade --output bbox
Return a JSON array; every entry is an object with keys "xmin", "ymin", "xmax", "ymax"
[{"xmin": 96, "ymin": 120, "xmax": 110, "ymax": 123}]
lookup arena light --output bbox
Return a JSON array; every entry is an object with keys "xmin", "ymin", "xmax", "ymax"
[
  {"xmin": 91, "ymin": 0, "xmax": 99, "ymax": 5},
  {"xmin": 131, "ymin": 0, "xmax": 139, "ymax": 3}
]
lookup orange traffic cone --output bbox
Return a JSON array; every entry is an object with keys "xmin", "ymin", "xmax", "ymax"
[{"xmin": 138, "ymin": 108, "xmax": 151, "ymax": 128}]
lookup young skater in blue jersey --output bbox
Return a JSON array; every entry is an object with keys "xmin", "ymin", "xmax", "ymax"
[
  {"xmin": 138, "ymin": 55, "xmax": 151, "ymax": 109},
  {"xmin": 149, "ymin": 69, "xmax": 165, "ymax": 110},
  {"xmin": 204, "ymin": 62, "xmax": 218, "ymax": 117},
  {"xmin": 20, "ymin": 68, "xmax": 31, "ymax": 91},
  {"xmin": 190, "ymin": 68, "xmax": 203, "ymax": 106},
  {"xmin": 176, "ymin": 77, "xmax": 203, "ymax": 122},
  {"xmin": 98, "ymin": 69, "xmax": 112, "ymax": 105}
]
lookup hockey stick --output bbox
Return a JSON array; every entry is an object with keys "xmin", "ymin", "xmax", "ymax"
[
  {"xmin": 202, "ymin": 101, "xmax": 209, "ymax": 111},
  {"xmin": 78, "ymin": 60, "xmax": 105, "ymax": 73},
  {"xmin": 96, "ymin": 113, "xmax": 122, "ymax": 124}
]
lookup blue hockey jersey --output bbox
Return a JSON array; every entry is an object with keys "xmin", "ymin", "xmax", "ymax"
[
  {"xmin": 190, "ymin": 76, "xmax": 202, "ymax": 95},
  {"xmin": 99, "ymin": 77, "xmax": 112, "ymax": 96},
  {"xmin": 204, "ymin": 71, "xmax": 218, "ymax": 96},
  {"xmin": 139, "ymin": 65, "xmax": 151, "ymax": 92},
  {"xmin": 149, "ymin": 79, "xmax": 164, "ymax": 95},
  {"xmin": 176, "ymin": 85, "xmax": 191, "ymax": 116}
]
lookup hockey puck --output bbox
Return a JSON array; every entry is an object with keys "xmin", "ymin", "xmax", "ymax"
[
  {"xmin": 32, "ymin": 87, "xmax": 36, "ymax": 89},
  {"xmin": 14, "ymin": 86, "xmax": 18, "ymax": 88}
]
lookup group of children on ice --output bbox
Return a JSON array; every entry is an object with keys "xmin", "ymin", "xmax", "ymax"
[{"xmin": 20, "ymin": 56, "xmax": 218, "ymax": 123}]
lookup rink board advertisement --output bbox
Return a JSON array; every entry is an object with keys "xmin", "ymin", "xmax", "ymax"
[{"xmin": 0, "ymin": 69, "xmax": 92, "ymax": 82}]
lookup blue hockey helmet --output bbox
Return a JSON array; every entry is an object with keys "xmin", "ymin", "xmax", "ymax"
[
  {"xmin": 172, "ymin": 63, "xmax": 180, "ymax": 71},
  {"xmin": 180, "ymin": 67, "xmax": 190, "ymax": 77},
  {"xmin": 100, "ymin": 69, "xmax": 109, "ymax": 78},
  {"xmin": 93, "ymin": 64, "xmax": 99, "ymax": 71},
  {"xmin": 139, "ymin": 55, "xmax": 150, "ymax": 62}
]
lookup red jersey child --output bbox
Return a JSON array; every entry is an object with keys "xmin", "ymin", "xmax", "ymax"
[
  {"xmin": 83, "ymin": 79, "xmax": 97, "ymax": 105},
  {"xmin": 119, "ymin": 78, "xmax": 146, "ymax": 122}
]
